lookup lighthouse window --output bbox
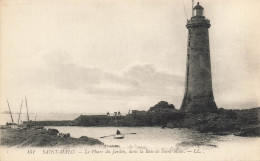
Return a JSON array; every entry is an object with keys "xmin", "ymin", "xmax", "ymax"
[{"xmin": 188, "ymin": 41, "xmax": 190, "ymax": 47}]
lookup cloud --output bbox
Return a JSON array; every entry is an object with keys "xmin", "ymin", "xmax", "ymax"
[
  {"xmin": 124, "ymin": 64, "xmax": 183, "ymax": 87},
  {"xmin": 29, "ymin": 52, "xmax": 184, "ymax": 98},
  {"xmin": 122, "ymin": 64, "xmax": 184, "ymax": 96}
]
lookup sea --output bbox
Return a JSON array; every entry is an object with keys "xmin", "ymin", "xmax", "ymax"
[{"xmin": 1, "ymin": 113, "xmax": 260, "ymax": 160}]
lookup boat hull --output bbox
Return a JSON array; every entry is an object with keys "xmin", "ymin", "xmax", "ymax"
[{"xmin": 114, "ymin": 134, "xmax": 124, "ymax": 139}]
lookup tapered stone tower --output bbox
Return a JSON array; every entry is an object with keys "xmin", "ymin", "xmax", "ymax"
[{"xmin": 180, "ymin": 2, "xmax": 217, "ymax": 112}]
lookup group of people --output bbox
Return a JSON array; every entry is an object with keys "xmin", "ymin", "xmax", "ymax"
[
  {"xmin": 106, "ymin": 111, "xmax": 121, "ymax": 116},
  {"xmin": 106, "ymin": 110, "xmax": 132, "ymax": 116}
]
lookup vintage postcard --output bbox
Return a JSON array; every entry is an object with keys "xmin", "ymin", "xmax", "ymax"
[{"xmin": 0, "ymin": 0, "xmax": 259, "ymax": 160}]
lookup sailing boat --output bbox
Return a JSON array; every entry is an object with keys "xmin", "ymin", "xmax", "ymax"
[
  {"xmin": 16, "ymin": 99, "xmax": 29, "ymax": 129},
  {"xmin": 6, "ymin": 99, "xmax": 17, "ymax": 128},
  {"xmin": 17, "ymin": 100, "xmax": 23, "ymax": 125},
  {"xmin": 23, "ymin": 96, "xmax": 32, "ymax": 128},
  {"xmin": 25, "ymin": 97, "xmax": 30, "ymax": 123}
]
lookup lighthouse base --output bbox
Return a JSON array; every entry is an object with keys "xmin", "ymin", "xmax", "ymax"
[{"xmin": 180, "ymin": 96, "xmax": 218, "ymax": 112}]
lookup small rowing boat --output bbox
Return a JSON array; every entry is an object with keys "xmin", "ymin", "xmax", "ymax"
[
  {"xmin": 100, "ymin": 130, "xmax": 136, "ymax": 139},
  {"xmin": 114, "ymin": 130, "xmax": 124, "ymax": 139}
]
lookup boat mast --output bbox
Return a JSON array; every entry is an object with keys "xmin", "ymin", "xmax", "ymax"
[
  {"xmin": 25, "ymin": 96, "xmax": 30, "ymax": 122},
  {"xmin": 192, "ymin": 0, "xmax": 194, "ymax": 16},
  {"xmin": 6, "ymin": 99, "xmax": 14, "ymax": 123},
  {"xmin": 18, "ymin": 99, "xmax": 23, "ymax": 124}
]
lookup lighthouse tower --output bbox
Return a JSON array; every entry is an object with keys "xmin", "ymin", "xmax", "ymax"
[{"xmin": 180, "ymin": 2, "xmax": 217, "ymax": 112}]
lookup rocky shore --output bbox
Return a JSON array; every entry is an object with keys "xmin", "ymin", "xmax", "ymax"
[
  {"xmin": 0, "ymin": 128, "xmax": 103, "ymax": 147},
  {"xmin": 28, "ymin": 101, "xmax": 260, "ymax": 137},
  {"xmin": 165, "ymin": 107, "xmax": 260, "ymax": 137}
]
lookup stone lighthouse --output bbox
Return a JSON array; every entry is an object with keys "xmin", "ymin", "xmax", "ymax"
[{"xmin": 180, "ymin": 2, "xmax": 218, "ymax": 112}]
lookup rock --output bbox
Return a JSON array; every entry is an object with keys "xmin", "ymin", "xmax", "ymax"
[
  {"xmin": 79, "ymin": 136, "xmax": 103, "ymax": 145},
  {"xmin": 58, "ymin": 133, "xmax": 70, "ymax": 138},
  {"xmin": 47, "ymin": 128, "xmax": 59, "ymax": 135},
  {"xmin": 148, "ymin": 101, "xmax": 175, "ymax": 112},
  {"xmin": 237, "ymin": 127, "xmax": 260, "ymax": 137},
  {"xmin": 0, "ymin": 128, "xmax": 103, "ymax": 147},
  {"xmin": 166, "ymin": 123, "xmax": 175, "ymax": 128}
]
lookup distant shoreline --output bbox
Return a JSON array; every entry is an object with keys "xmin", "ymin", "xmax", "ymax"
[
  {"xmin": 26, "ymin": 107, "xmax": 260, "ymax": 137},
  {"xmin": 2, "ymin": 100, "xmax": 259, "ymax": 137}
]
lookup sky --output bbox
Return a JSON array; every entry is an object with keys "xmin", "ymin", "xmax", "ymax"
[{"xmin": 1, "ymin": 0, "xmax": 260, "ymax": 114}]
